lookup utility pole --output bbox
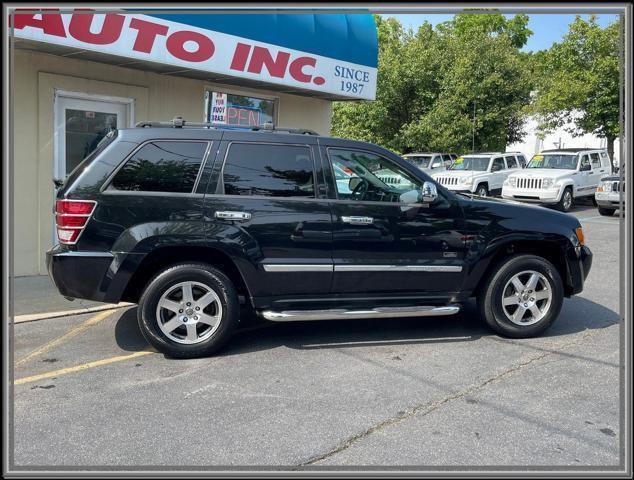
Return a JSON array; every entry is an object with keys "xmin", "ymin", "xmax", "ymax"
[{"xmin": 472, "ymin": 100, "xmax": 476, "ymax": 153}]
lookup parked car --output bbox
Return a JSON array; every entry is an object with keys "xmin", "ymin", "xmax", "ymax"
[
  {"xmin": 47, "ymin": 119, "xmax": 592, "ymax": 358},
  {"xmin": 402, "ymin": 152, "xmax": 458, "ymax": 172},
  {"xmin": 502, "ymin": 148, "xmax": 612, "ymax": 212},
  {"xmin": 595, "ymin": 172, "xmax": 625, "ymax": 216},
  {"xmin": 431, "ymin": 152, "xmax": 526, "ymax": 197}
]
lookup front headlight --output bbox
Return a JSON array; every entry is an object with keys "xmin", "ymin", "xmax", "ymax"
[
  {"xmin": 506, "ymin": 177, "xmax": 517, "ymax": 187},
  {"xmin": 542, "ymin": 178, "xmax": 554, "ymax": 189},
  {"xmin": 460, "ymin": 177, "xmax": 473, "ymax": 186}
]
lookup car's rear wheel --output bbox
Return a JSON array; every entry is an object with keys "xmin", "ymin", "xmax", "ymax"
[
  {"xmin": 556, "ymin": 187, "xmax": 573, "ymax": 212},
  {"xmin": 598, "ymin": 207, "xmax": 616, "ymax": 216},
  {"xmin": 138, "ymin": 263, "xmax": 239, "ymax": 358},
  {"xmin": 478, "ymin": 255, "xmax": 564, "ymax": 338}
]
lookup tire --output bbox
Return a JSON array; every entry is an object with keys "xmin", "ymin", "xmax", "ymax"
[
  {"xmin": 137, "ymin": 263, "xmax": 239, "ymax": 358},
  {"xmin": 555, "ymin": 187, "xmax": 573, "ymax": 212},
  {"xmin": 598, "ymin": 207, "xmax": 615, "ymax": 216},
  {"xmin": 475, "ymin": 184, "xmax": 489, "ymax": 197},
  {"xmin": 477, "ymin": 254, "xmax": 564, "ymax": 338}
]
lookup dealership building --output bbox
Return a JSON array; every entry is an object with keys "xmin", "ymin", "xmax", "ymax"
[{"xmin": 10, "ymin": 10, "xmax": 378, "ymax": 276}]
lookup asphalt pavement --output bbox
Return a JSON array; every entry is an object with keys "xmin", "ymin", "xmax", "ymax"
[{"xmin": 10, "ymin": 203, "xmax": 624, "ymax": 470}]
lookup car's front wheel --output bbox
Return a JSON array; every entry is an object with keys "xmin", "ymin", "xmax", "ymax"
[
  {"xmin": 138, "ymin": 263, "xmax": 239, "ymax": 358},
  {"xmin": 598, "ymin": 207, "xmax": 616, "ymax": 216},
  {"xmin": 478, "ymin": 255, "xmax": 564, "ymax": 338},
  {"xmin": 475, "ymin": 184, "xmax": 489, "ymax": 197},
  {"xmin": 556, "ymin": 187, "xmax": 573, "ymax": 212}
]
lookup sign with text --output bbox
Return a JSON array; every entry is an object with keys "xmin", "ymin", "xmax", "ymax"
[
  {"xmin": 12, "ymin": 11, "xmax": 377, "ymax": 100},
  {"xmin": 210, "ymin": 92, "xmax": 227, "ymax": 124}
]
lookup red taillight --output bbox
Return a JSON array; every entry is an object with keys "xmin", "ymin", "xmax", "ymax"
[
  {"xmin": 55, "ymin": 200, "xmax": 97, "ymax": 245},
  {"xmin": 56, "ymin": 199, "xmax": 95, "ymax": 215}
]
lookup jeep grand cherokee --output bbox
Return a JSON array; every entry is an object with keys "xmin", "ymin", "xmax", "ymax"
[{"xmin": 47, "ymin": 118, "xmax": 593, "ymax": 358}]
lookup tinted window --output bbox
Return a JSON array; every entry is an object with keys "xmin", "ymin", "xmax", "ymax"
[
  {"xmin": 109, "ymin": 141, "xmax": 207, "ymax": 192},
  {"xmin": 222, "ymin": 143, "xmax": 314, "ymax": 197},
  {"xmin": 505, "ymin": 155, "xmax": 518, "ymax": 168},
  {"xmin": 590, "ymin": 152, "xmax": 601, "ymax": 168},
  {"xmin": 517, "ymin": 155, "xmax": 527, "ymax": 167}
]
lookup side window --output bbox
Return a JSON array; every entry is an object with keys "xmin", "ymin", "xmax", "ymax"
[
  {"xmin": 222, "ymin": 143, "xmax": 314, "ymax": 197},
  {"xmin": 600, "ymin": 151, "xmax": 611, "ymax": 167},
  {"xmin": 432, "ymin": 156, "xmax": 444, "ymax": 168},
  {"xmin": 109, "ymin": 141, "xmax": 208, "ymax": 193},
  {"xmin": 590, "ymin": 152, "xmax": 601, "ymax": 169},
  {"xmin": 491, "ymin": 157, "xmax": 505, "ymax": 171},
  {"xmin": 517, "ymin": 155, "xmax": 527, "ymax": 168},
  {"xmin": 506, "ymin": 155, "xmax": 518, "ymax": 169},
  {"xmin": 441, "ymin": 154, "xmax": 451, "ymax": 165},
  {"xmin": 328, "ymin": 148, "xmax": 424, "ymax": 203},
  {"xmin": 580, "ymin": 154, "xmax": 591, "ymax": 170}
]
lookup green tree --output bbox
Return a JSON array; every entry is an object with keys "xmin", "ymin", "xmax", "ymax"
[
  {"xmin": 332, "ymin": 14, "xmax": 534, "ymax": 154},
  {"xmin": 531, "ymin": 16, "xmax": 621, "ymax": 162}
]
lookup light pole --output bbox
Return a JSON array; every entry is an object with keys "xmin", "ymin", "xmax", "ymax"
[{"xmin": 472, "ymin": 100, "xmax": 476, "ymax": 153}]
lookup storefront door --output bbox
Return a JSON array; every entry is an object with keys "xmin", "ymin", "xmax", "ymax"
[
  {"xmin": 54, "ymin": 94, "xmax": 132, "ymax": 179},
  {"xmin": 53, "ymin": 93, "xmax": 132, "ymax": 242}
]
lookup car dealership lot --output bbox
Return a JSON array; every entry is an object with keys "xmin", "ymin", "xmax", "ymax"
[{"xmin": 12, "ymin": 204, "xmax": 622, "ymax": 469}]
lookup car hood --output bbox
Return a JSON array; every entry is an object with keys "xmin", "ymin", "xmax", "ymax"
[
  {"xmin": 508, "ymin": 169, "xmax": 576, "ymax": 180},
  {"xmin": 433, "ymin": 170, "xmax": 487, "ymax": 179},
  {"xmin": 458, "ymin": 194, "xmax": 581, "ymax": 229}
]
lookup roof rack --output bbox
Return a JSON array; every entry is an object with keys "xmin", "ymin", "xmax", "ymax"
[{"xmin": 135, "ymin": 117, "xmax": 318, "ymax": 135}]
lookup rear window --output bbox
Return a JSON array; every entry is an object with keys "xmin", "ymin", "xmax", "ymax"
[
  {"xmin": 63, "ymin": 129, "xmax": 118, "ymax": 188},
  {"xmin": 222, "ymin": 143, "xmax": 315, "ymax": 197},
  {"xmin": 108, "ymin": 141, "xmax": 208, "ymax": 193}
]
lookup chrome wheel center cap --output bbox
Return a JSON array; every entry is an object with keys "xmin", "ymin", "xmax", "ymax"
[{"xmin": 185, "ymin": 308, "xmax": 194, "ymax": 316}]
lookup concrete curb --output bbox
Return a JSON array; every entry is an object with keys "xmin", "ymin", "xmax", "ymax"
[{"xmin": 12, "ymin": 303, "xmax": 134, "ymax": 324}]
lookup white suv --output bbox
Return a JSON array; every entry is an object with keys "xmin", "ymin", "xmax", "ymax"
[
  {"xmin": 402, "ymin": 152, "xmax": 457, "ymax": 173},
  {"xmin": 432, "ymin": 152, "xmax": 526, "ymax": 197},
  {"xmin": 502, "ymin": 148, "xmax": 612, "ymax": 212}
]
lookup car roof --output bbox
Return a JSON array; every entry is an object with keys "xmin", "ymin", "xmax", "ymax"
[{"xmin": 540, "ymin": 148, "xmax": 605, "ymax": 153}]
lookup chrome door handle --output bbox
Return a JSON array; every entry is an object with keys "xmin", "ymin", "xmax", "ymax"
[
  {"xmin": 341, "ymin": 216, "xmax": 374, "ymax": 225},
  {"xmin": 214, "ymin": 211, "xmax": 251, "ymax": 221}
]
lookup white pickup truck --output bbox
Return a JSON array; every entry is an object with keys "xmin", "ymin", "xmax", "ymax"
[
  {"xmin": 502, "ymin": 148, "xmax": 612, "ymax": 212},
  {"xmin": 431, "ymin": 152, "xmax": 526, "ymax": 197}
]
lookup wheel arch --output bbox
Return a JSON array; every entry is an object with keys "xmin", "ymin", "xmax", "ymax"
[
  {"xmin": 470, "ymin": 239, "xmax": 572, "ymax": 298},
  {"xmin": 119, "ymin": 245, "xmax": 253, "ymax": 305}
]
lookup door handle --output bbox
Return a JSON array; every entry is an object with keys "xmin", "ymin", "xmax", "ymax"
[
  {"xmin": 214, "ymin": 211, "xmax": 251, "ymax": 221},
  {"xmin": 341, "ymin": 216, "xmax": 374, "ymax": 225}
]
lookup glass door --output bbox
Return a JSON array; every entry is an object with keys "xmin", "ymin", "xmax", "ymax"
[{"xmin": 53, "ymin": 94, "xmax": 131, "ymax": 243}]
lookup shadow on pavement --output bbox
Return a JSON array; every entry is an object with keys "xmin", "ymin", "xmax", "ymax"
[{"xmin": 113, "ymin": 296, "xmax": 619, "ymax": 359}]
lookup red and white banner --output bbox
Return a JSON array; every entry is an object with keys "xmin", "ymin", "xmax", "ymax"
[{"xmin": 12, "ymin": 11, "xmax": 377, "ymax": 100}]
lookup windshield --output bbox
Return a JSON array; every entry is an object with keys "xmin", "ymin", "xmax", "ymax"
[
  {"xmin": 404, "ymin": 155, "xmax": 432, "ymax": 168},
  {"xmin": 527, "ymin": 154, "xmax": 578, "ymax": 169},
  {"xmin": 448, "ymin": 156, "xmax": 490, "ymax": 171}
]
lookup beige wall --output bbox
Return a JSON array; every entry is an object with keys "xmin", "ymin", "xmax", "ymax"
[{"xmin": 13, "ymin": 48, "xmax": 333, "ymax": 276}]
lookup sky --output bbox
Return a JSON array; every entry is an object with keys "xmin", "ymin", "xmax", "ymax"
[{"xmin": 381, "ymin": 14, "xmax": 620, "ymax": 52}]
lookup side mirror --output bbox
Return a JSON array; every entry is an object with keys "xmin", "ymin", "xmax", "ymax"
[
  {"xmin": 421, "ymin": 181, "xmax": 438, "ymax": 203},
  {"xmin": 348, "ymin": 177, "xmax": 362, "ymax": 190}
]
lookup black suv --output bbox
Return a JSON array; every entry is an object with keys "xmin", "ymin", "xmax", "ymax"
[{"xmin": 47, "ymin": 118, "xmax": 593, "ymax": 358}]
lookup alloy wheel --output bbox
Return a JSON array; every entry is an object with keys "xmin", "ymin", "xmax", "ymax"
[
  {"xmin": 156, "ymin": 281, "xmax": 222, "ymax": 344},
  {"xmin": 501, "ymin": 270, "xmax": 553, "ymax": 326}
]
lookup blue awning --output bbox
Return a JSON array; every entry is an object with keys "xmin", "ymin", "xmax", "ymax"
[{"xmin": 145, "ymin": 13, "xmax": 378, "ymax": 68}]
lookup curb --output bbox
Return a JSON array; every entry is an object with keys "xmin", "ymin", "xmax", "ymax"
[{"xmin": 13, "ymin": 303, "xmax": 134, "ymax": 324}]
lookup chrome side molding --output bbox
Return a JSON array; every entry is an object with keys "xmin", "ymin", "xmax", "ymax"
[{"xmin": 259, "ymin": 305, "xmax": 460, "ymax": 322}]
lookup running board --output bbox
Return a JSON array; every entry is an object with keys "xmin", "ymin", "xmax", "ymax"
[{"xmin": 259, "ymin": 305, "xmax": 460, "ymax": 322}]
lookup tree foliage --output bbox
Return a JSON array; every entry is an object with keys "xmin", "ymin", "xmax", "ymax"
[
  {"xmin": 332, "ymin": 14, "xmax": 534, "ymax": 154},
  {"xmin": 530, "ymin": 16, "xmax": 621, "ymax": 158}
]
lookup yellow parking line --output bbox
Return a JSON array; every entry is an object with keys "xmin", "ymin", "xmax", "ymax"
[
  {"xmin": 15, "ymin": 309, "xmax": 117, "ymax": 366},
  {"xmin": 14, "ymin": 350, "xmax": 155, "ymax": 386}
]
